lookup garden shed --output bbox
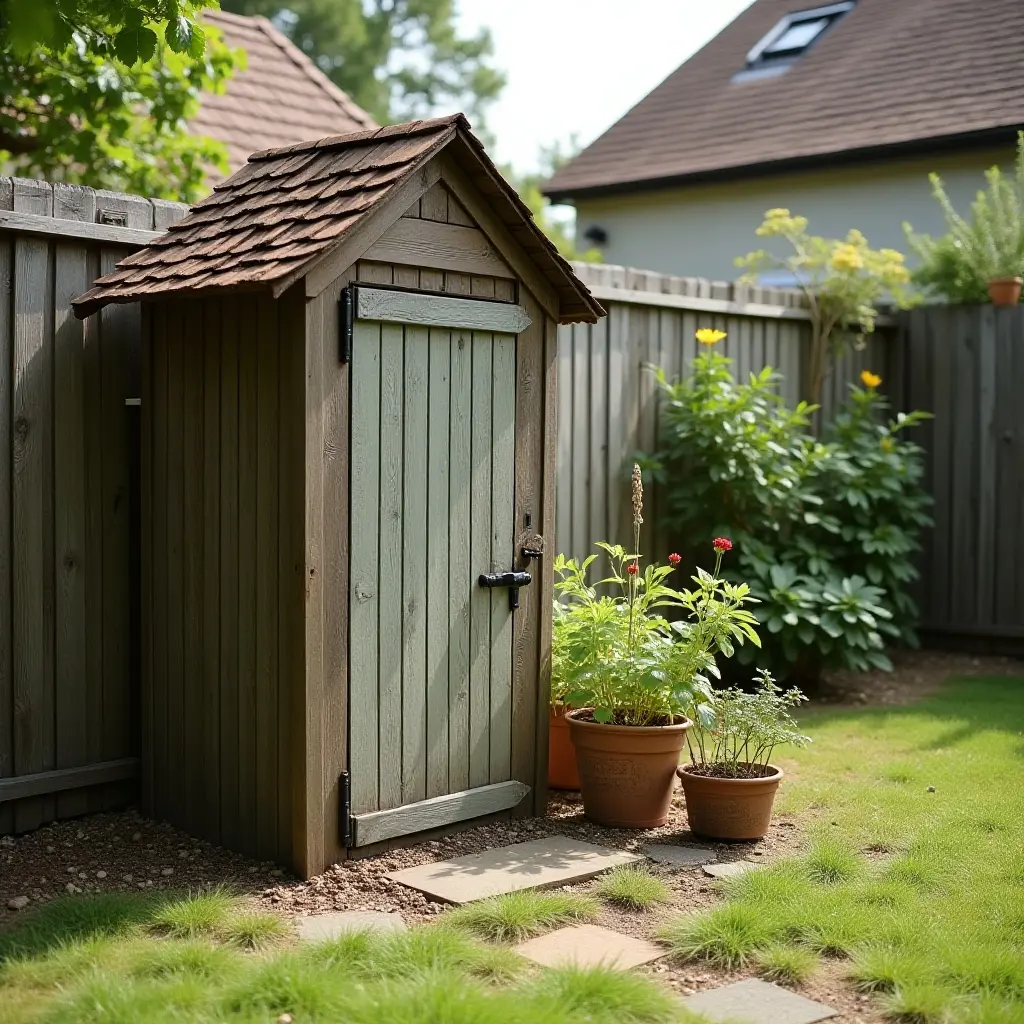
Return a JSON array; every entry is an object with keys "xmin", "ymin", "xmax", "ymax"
[{"xmin": 73, "ymin": 114, "xmax": 604, "ymax": 878}]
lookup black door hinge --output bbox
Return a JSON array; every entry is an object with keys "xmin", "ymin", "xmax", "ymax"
[
  {"xmin": 339, "ymin": 771, "xmax": 353, "ymax": 847},
  {"xmin": 339, "ymin": 287, "xmax": 355, "ymax": 364}
]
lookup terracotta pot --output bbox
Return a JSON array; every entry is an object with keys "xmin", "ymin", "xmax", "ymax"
[
  {"xmin": 676, "ymin": 763, "xmax": 784, "ymax": 840},
  {"xmin": 548, "ymin": 706, "xmax": 581, "ymax": 790},
  {"xmin": 567, "ymin": 711, "xmax": 691, "ymax": 828},
  {"xmin": 987, "ymin": 276, "xmax": 1023, "ymax": 307}
]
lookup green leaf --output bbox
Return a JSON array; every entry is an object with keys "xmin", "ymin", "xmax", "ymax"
[
  {"xmin": 114, "ymin": 25, "xmax": 158, "ymax": 65},
  {"xmin": 165, "ymin": 15, "xmax": 206, "ymax": 59},
  {"xmin": 593, "ymin": 707, "xmax": 614, "ymax": 724}
]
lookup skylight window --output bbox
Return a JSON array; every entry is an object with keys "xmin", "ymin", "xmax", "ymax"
[{"xmin": 745, "ymin": 2, "xmax": 855, "ymax": 69}]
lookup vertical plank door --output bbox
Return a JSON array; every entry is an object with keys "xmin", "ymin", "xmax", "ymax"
[{"xmin": 347, "ymin": 288, "xmax": 529, "ymax": 846}]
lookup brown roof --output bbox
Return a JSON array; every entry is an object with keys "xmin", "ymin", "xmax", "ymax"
[
  {"xmin": 545, "ymin": 0, "xmax": 1024, "ymax": 200},
  {"xmin": 72, "ymin": 114, "xmax": 604, "ymax": 324},
  {"xmin": 192, "ymin": 10, "xmax": 376, "ymax": 181}
]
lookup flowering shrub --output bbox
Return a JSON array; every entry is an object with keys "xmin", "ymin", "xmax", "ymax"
[
  {"xmin": 735, "ymin": 209, "xmax": 914, "ymax": 404},
  {"xmin": 648, "ymin": 334, "xmax": 931, "ymax": 684},
  {"xmin": 551, "ymin": 466, "xmax": 760, "ymax": 726}
]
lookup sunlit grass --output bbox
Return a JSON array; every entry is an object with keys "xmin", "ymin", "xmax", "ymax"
[
  {"xmin": 594, "ymin": 865, "xmax": 670, "ymax": 911},
  {"xmin": 445, "ymin": 890, "xmax": 599, "ymax": 943}
]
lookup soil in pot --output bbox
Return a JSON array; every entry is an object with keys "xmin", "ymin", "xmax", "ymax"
[
  {"xmin": 676, "ymin": 762, "xmax": 783, "ymax": 841},
  {"xmin": 548, "ymin": 706, "xmax": 580, "ymax": 790},
  {"xmin": 568, "ymin": 710, "xmax": 691, "ymax": 828},
  {"xmin": 988, "ymin": 276, "xmax": 1023, "ymax": 307}
]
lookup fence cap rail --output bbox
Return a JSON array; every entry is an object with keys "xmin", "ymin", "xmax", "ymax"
[{"xmin": 0, "ymin": 209, "xmax": 162, "ymax": 247}]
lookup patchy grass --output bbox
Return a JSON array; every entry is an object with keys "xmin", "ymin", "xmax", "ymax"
[
  {"xmin": 524, "ymin": 965, "xmax": 686, "ymax": 1023},
  {"xmin": 445, "ymin": 890, "xmax": 599, "ymax": 943},
  {"xmin": 220, "ymin": 909, "xmax": 289, "ymax": 950},
  {"xmin": 662, "ymin": 675, "xmax": 1024, "ymax": 1020},
  {"xmin": 594, "ymin": 865, "xmax": 670, "ymax": 911},
  {"xmin": 148, "ymin": 888, "xmax": 239, "ymax": 939},
  {"xmin": 755, "ymin": 943, "xmax": 819, "ymax": 985}
]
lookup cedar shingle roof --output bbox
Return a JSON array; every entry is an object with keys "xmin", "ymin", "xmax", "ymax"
[
  {"xmin": 545, "ymin": 0, "xmax": 1024, "ymax": 200},
  {"xmin": 192, "ymin": 10, "xmax": 376, "ymax": 182},
  {"xmin": 72, "ymin": 114, "xmax": 604, "ymax": 324}
]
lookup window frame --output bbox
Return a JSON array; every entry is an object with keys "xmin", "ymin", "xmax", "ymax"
[{"xmin": 745, "ymin": 1, "xmax": 855, "ymax": 67}]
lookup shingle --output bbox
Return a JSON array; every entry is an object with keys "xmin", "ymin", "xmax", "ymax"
[{"xmin": 545, "ymin": 0, "xmax": 1024, "ymax": 197}]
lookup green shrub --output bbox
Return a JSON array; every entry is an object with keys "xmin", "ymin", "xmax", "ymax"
[
  {"xmin": 905, "ymin": 132, "xmax": 1024, "ymax": 304},
  {"xmin": 649, "ymin": 345, "xmax": 931, "ymax": 684}
]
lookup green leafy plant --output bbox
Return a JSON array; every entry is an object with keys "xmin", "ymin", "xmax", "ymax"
[
  {"xmin": 736, "ymin": 210, "xmax": 914, "ymax": 404},
  {"xmin": 649, "ymin": 337, "xmax": 931, "ymax": 684},
  {"xmin": 905, "ymin": 132, "xmax": 1024, "ymax": 303},
  {"xmin": 553, "ymin": 467, "xmax": 760, "ymax": 726},
  {"xmin": 686, "ymin": 669, "xmax": 810, "ymax": 778}
]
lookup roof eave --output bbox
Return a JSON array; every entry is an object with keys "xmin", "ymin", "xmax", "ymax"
[{"xmin": 543, "ymin": 123, "xmax": 1024, "ymax": 204}]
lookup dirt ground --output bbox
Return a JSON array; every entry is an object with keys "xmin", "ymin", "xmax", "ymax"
[{"xmin": 1, "ymin": 649, "xmax": 1021, "ymax": 1022}]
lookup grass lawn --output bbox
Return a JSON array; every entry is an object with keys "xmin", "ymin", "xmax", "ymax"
[
  {"xmin": 664, "ymin": 674, "xmax": 1024, "ymax": 1022},
  {"xmin": 1, "ymin": 673, "xmax": 1021, "ymax": 1022}
]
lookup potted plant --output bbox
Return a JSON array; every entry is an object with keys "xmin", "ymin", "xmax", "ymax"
[
  {"xmin": 548, "ymin": 671, "xmax": 581, "ymax": 791},
  {"xmin": 677, "ymin": 670, "xmax": 810, "ymax": 840},
  {"xmin": 556, "ymin": 465, "xmax": 760, "ymax": 828},
  {"xmin": 987, "ymin": 274, "xmax": 1023, "ymax": 307}
]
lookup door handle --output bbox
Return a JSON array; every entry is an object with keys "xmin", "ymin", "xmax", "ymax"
[{"xmin": 478, "ymin": 570, "xmax": 532, "ymax": 610}]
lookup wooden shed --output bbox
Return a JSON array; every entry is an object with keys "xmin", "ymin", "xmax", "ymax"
[{"xmin": 73, "ymin": 114, "xmax": 604, "ymax": 878}]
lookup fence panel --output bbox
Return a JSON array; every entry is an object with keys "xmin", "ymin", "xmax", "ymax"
[
  {"xmin": 0, "ymin": 178, "xmax": 186, "ymax": 831},
  {"xmin": 557, "ymin": 263, "xmax": 895, "ymax": 564}
]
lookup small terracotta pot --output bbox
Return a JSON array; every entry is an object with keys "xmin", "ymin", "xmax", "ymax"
[
  {"xmin": 567, "ymin": 711, "xmax": 691, "ymax": 828},
  {"xmin": 676, "ymin": 763, "xmax": 784, "ymax": 840},
  {"xmin": 987, "ymin": 276, "xmax": 1023, "ymax": 307},
  {"xmin": 548, "ymin": 706, "xmax": 581, "ymax": 790}
]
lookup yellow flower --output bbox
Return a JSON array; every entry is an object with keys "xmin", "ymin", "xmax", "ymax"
[
  {"xmin": 861, "ymin": 370, "xmax": 882, "ymax": 389},
  {"xmin": 696, "ymin": 328, "xmax": 727, "ymax": 346},
  {"xmin": 832, "ymin": 243, "xmax": 864, "ymax": 272},
  {"xmin": 881, "ymin": 437, "xmax": 895, "ymax": 453}
]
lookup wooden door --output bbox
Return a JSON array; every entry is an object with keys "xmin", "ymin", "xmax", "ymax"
[{"xmin": 347, "ymin": 287, "xmax": 532, "ymax": 846}]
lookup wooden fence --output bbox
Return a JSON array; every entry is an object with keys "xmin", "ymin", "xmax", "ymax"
[
  {"xmin": 0, "ymin": 178, "xmax": 185, "ymax": 833},
  {"xmin": 555, "ymin": 263, "xmax": 894, "ymax": 566},
  {"xmin": 900, "ymin": 306, "xmax": 1024, "ymax": 648}
]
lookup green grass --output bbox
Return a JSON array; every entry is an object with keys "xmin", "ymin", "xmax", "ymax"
[
  {"xmin": 444, "ymin": 890, "xmax": 599, "ymax": 943},
  {"xmin": 661, "ymin": 674, "xmax": 1024, "ymax": 1020},
  {"xmin": 594, "ymin": 865, "xmax": 670, "ymax": 911},
  {"xmin": 755, "ymin": 944, "xmax": 819, "ymax": 985}
]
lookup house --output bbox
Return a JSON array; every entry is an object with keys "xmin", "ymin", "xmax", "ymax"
[
  {"xmin": 543, "ymin": 0, "xmax": 1024, "ymax": 281},
  {"xmin": 193, "ymin": 10, "xmax": 376, "ymax": 183}
]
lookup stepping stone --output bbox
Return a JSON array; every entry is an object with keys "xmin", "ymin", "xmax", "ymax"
[
  {"xmin": 643, "ymin": 844, "xmax": 717, "ymax": 868},
  {"xmin": 515, "ymin": 924, "xmax": 666, "ymax": 970},
  {"xmin": 703, "ymin": 860, "xmax": 758, "ymax": 879},
  {"xmin": 294, "ymin": 910, "xmax": 407, "ymax": 942},
  {"xmin": 387, "ymin": 836, "xmax": 639, "ymax": 904},
  {"xmin": 682, "ymin": 979, "xmax": 837, "ymax": 1024}
]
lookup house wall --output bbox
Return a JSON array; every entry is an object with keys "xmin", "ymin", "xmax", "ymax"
[
  {"xmin": 141, "ymin": 288, "xmax": 305, "ymax": 869},
  {"xmin": 573, "ymin": 147, "xmax": 1014, "ymax": 281}
]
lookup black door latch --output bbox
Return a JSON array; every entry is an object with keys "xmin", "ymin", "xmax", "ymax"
[{"xmin": 478, "ymin": 570, "xmax": 532, "ymax": 609}]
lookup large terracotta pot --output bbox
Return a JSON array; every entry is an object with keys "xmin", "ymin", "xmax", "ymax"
[
  {"xmin": 548, "ymin": 706, "xmax": 581, "ymax": 790},
  {"xmin": 567, "ymin": 711, "xmax": 691, "ymax": 828},
  {"xmin": 987, "ymin": 276, "xmax": 1023, "ymax": 307},
  {"xmin": 676, "ymin": 763, "xmax": 784, "ymax": 840}
]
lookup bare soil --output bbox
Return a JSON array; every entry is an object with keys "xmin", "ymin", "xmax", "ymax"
[{"xmin": 2, "ymin": 648, "xmax": 1021, "ymax": 1022}]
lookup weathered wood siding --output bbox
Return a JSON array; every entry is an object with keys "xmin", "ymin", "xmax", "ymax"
[
  {"xmin": 900, "ymin": 305, "xmax": 1024, "ymax": 646},
  {"xmin": 142, "ymin": 289, "xmax": 305, "ymax": 866},
  {"xmin": 0, "ymin": 178, "xmax": 185, "ymax": 834},
  {"xmin": 556, "ymin": 264, "xmax": 894, "ymax": 566}
]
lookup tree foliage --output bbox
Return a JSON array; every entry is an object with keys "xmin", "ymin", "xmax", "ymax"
[
  {"xmin": 219, "ymin": 0, "xmax": 504, "ymax": 126},
  {"xmin": 1, "ymin": 0, "xmax": 235, "ymax": 202},
  {"xmin": 904, "ymin": 132, "xmax": 1024, "ymax": 304},
  {"xmin": 735, "ymin": 210, "xmax": 914, "ymax": 405}
]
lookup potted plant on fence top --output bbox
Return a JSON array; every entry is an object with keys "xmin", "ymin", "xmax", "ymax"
[
  {"xmin": 555, "ymin": 464, "xmax": 761, "ymax": 829},
  {"xmin": 677, "ymin": 670, "xmax": 810, "ymax": 840}
]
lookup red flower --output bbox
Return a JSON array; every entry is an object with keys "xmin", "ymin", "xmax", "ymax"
[
  {"xmin": 712, "ymin": 537, "xmax": 733, "ymax": 553},
  {"xmin": 626, "ymin": 562, "xmax": 639, "ymax": 575},
  {"xmin": 668, "ymin": 553, "xmax": 682, "ymax": 566}
]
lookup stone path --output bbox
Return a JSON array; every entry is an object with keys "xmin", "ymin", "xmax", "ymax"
[
  {"xmin": 387, "ymin": 835, "xmax": 639, "ymax": 904},
  {"xmin": 515, "ymin": 923, "xmax": 666, "ymax": 970},
  {"xmin": 703, "ymin": 859, "xmax": 759, "ymax": 879},
  {"xmin": 642, "ymin": 843, "xmax": 717, "ymax": 868},
  {"xmin": 294, "ymin": 910, "xmax": 407, "ymax": 942},
  {"xmin": 681, "ymin": 979, "xmax": 837, "ymax": 1023}
]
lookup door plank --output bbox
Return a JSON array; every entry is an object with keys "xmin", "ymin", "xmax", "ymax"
[
  {"xmin": 425, "ymin": 329, "xmax": 451, "ymax": 800},
  {"xmin": 357, "ymin": 287, "xmax": 529, "ymax": 333},
  {"xmin": 349, "ymin": 320, "xmax": 382, "ymax": 815},
  {"xmin": 489, "ymin": 333, "xmax": 516, "ymax": 784},
  {"xmin": 468, "ymin": 333, "xmax": 493, "ymax": 790},
  {"xmin": 448, "ymin": 329, "xmax": 473, "ymax": 793},
  {"xmin": 378, "ymin": 322, "xmax": 404, "ymax": 812},
  {"xmin": 402, "ymin": 325, "xmax": 429, "ymax": 805}
]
